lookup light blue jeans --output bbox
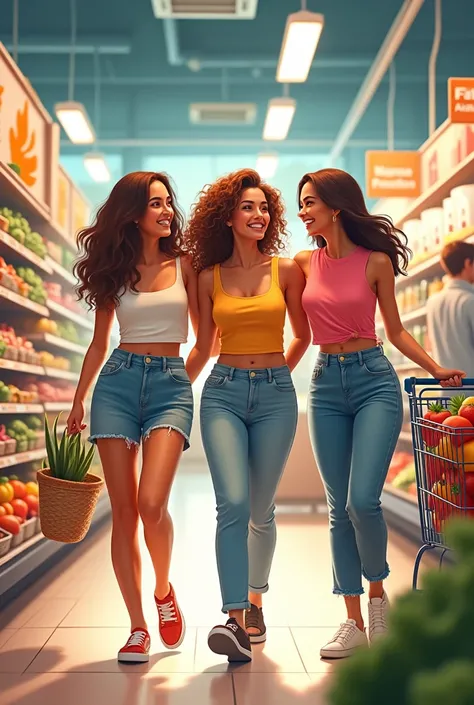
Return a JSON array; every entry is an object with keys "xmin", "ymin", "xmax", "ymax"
[
  {"xmin": 308, "ymin": 346, "xmax": 403, "ymax": 596},
  {"xmin": 200, "ymin": 363, "xmax": 298, "ymax": 612}
]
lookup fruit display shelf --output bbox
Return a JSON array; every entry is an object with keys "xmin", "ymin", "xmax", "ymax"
[
  {"xmin": 0, "ymin": 358, "xmax": 80, "ymax": 381},
  {"xmin": 46, "ymin": 257, "xmax": 77, "ymax": 286},
  {"xmin": 0, "ymin": 230, "xmax": 52, "ymax": 275},
  {"xmin": 0, "ymin": 285, "xmax": 49, "ymax": 318},
  {"xmin": 46, "ymin": 299, "xmax": 94, "ymax": 331},
  {"xmin": 0, "ymin": 163, "xmax": 76, "ymax": 254},
  {"xmin": 0, "ymin": 403, "xmax": 44, "ymax": 414},
  {"xmin": 0, "ymin": 447, "xmax": 45, "ymax": 470},
  {"xmin": 28, "ymin": 333, "xmax": 88, "ymax": 355}
]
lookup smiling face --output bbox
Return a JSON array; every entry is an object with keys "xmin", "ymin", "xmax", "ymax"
[
  {"xmin": 136, "ymin": 179, "xmax": 174, "ymax": 239},
  {"xmin": 298, "ymin": 180, "xmax": 336, "ymax": 239},
  {"xmin": 226, "ymin": 187, "xmax": 271, "ymax": 243}
]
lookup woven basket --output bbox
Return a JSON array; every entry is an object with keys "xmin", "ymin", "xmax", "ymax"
[{"xmin": 37, "ymin": 468, "xmax": 104, "ymax": 544}]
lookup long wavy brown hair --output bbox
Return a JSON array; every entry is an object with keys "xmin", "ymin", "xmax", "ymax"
[
  {"xmin": 75, "ymin": 171, "xmax": 185, "ymax": 309},
  {"xmin": 298, "ymin": 168, "xmax": 411, "ymax": 276},
  {"xmin": 185, "ymin": 168, "xmax": 288, "ymax": 272}
]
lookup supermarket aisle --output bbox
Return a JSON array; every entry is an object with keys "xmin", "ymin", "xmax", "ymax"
[{"xmin": 0, "ymin": 470, "xmax": 433, "ymax": 705}]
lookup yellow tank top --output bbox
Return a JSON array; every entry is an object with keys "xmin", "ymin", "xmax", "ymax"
[{"xmin": 212, "ymin": 257, "xmax": 286, "ymax": 355}]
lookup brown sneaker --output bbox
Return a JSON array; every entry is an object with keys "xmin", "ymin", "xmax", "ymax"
[{"xmin": 245, "ymin": 603, "xmax": 267, "ymax": 644}]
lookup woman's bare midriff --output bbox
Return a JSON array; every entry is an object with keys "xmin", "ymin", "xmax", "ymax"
[
  {"xmin": 319, "ymin": 338, "xmax": 378, "ymax": 354},
  {"xmin": 217, "ymin": 352, "xmax": 287, "ymax": 369},
  {"xmin": 118, "ymin": 342, "xmax": 182, "ymax": 357}
]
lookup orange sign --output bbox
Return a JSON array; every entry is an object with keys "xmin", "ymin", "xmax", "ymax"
[
  {"xmin": 449, "ymin": 77, "xmax": 474, "ymax": 123},
  {"xmin": 365, "ymin": 151, "xmax": 421, "ymax": 199}
]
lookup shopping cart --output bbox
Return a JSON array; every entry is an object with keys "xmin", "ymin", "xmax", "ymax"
[{"xmin": 404, "ymin": 377, "xmax": 474, "ymax": 589}]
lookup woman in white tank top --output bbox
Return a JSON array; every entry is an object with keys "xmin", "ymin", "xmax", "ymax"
[{"xmin": 67, "ymin": 172, "xmax": 198, "ymax": 664}]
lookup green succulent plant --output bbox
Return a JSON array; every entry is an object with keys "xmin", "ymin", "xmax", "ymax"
[
  {"xmin": 329, "ymin": 520, "xmax": 474, "ymax": 705},
  {"xmin": 43, "ymin": 414, "xmax": 95, "ymax": 482}
]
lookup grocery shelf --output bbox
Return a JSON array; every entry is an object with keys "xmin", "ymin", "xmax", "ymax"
[
  {"xmin": 395, "ymin": 150, "xmax": 474, "ymax": 228},
  {"xmin": 382, "ymin": 485, "xmax": 421, "ymax": 543},
  {"xmin": 43, "ymin": 367, "xmax": 79, "ymax": 381},
  {"xmin": 0, "ymin": 229, "xmax": 52, "ymax": 275},
  {"xmin": 46, "ymin": 257, "xmax": 77, "ymax": 286},
  {"xmin": 0, "ymin": 358, "xmax": 45, "ymax": 375},
  {"xmin": 43, "ymin": 401, "xmax": 73, "ymax": 412},
  {"xmin": 0, "ymin": 447, "xmax": 45, "ymax": 470},
  {"xmin": 384, "ymin": 483, "xmax": 418, "ymax": 506},
  {"xmin": 0, "ymin": 403, "xmax": 44, "ymax": 414},
  {"xmin": 28, "ymin": 333, "xmax": 88, "ymax": 355},
  {"xmin": 0, "ymin": 532, "xmax": 43, "ymax": 570},
  {"xmin": 398, "ymin": 230, "xmax": 474, "ymax": 287},
  {"xmin": 46, "ymin": 299, "xmax": 94, "ymax": 331},
  {"xmin": 0, "ymin": 162, "xmax": 51, "ymax": 226},
  {"xmin": 377, "ymin": 305, "xmax": 427, "ymax": 330},
  {"xmin": 0, "ymin": 285, "xmax": 49, "ymax": 317}
]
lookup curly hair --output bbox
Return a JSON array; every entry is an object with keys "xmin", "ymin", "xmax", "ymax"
[
  {"xmin": 184, "ymin": 168, "xmax": 288, "ymax": 272},
  {"xmin": 74, "ymin": 171, "xmax": 185, "ymax": 309}
]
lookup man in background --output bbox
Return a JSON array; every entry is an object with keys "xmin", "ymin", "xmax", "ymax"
[{"xmin": 426, "ymin": 240, "xmax": 474, "ymax": 378}]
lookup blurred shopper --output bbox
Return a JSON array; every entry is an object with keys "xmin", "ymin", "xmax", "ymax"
[
  {"xmin": 68, "ymin": 172, "xmax": 197, "ymax": 663},
  {"xmin": 427, "ymin": 241, "xmax": 474, "ymax": 378},
  {"xmin": 295, "ymin": 168, "xmax": 465, "ymax": 659},
  {"xmin": 185, "ymin": 169, "xmax": 310, "ymax": 662}
]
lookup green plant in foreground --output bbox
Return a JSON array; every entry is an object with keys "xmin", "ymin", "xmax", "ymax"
[
  {"xmin": 329, "ymin": 520, "xmax": 474, "ymax": 705},
  {"xmin": 43, "ymin": 414, "xmax": 95, "ymax": 482}
]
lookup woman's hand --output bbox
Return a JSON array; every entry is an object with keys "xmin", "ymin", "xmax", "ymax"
[
  {"xmin": 67, "ymin": 400, "xmax": 87, "ymax": 434},
  {"xmin": 432, "ymin": 366, "xmax": 466, "ymax": 388}
]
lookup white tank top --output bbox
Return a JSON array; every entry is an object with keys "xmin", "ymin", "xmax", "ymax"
[{"xmin": 116, "ymin": 257, "xmax": 188, "ymax": 344}]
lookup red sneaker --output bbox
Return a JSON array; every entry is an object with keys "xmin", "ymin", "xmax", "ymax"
[
  {"xmin": 155, "ymin": 583, "xmax": 186, "ymax": 650},
  {"xmin": 117, "ymin": 628, "xmax": 150, "ymax": 663}
]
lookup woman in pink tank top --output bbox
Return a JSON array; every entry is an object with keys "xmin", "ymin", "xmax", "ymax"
[{"xmin": 295, "ymin": 168, "xmax": 464, "ymax": 660}]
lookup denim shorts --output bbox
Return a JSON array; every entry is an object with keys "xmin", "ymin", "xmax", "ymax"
[{"xmin": 89, "ymin": 349, "xmax": 193, "ymax": 450}]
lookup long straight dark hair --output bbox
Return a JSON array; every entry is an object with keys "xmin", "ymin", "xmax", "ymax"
[{"xmin": 298, "ymin": 168, "xmax": 411, "ymax": 276}]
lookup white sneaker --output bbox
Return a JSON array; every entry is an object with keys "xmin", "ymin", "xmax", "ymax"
[
  {"xmin": 368, "ymin": 592, "xmax": 390, "ymax": 644},
  {"xmin": 320, "ymin": 619, "xmax": 368, "ymax": 659}
]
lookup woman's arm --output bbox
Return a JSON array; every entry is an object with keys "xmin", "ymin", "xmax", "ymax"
[
  {"xmin": 281, "ymin": 259, "xmax": 311, "ymax": 371},
  {"xmin": 372, "ymin": 252, "xmax": 465, "ymax": 386},
  {"xmin": 67, "ymin": 307, "xmax": 115, "ymax": 433},
  {"xmin": 182, "ymin": 255, "xmax": 199, "ymax": 338},
  {"xmin": 185, "ymin": 269, "xmax": 217, "ymax": 383}
]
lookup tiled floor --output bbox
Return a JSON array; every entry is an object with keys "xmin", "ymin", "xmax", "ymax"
[{"xmin": 0, "ymin": 471, "xmax": 434, "ymax": 704}]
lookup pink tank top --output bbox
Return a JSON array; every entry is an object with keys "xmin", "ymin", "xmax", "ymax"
[{"xmin": 302, "ymin": 246, "xmax": 377, "ymax": 345}]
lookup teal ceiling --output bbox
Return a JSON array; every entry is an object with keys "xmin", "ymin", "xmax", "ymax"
[{"xmin": 2, "ymin": 0, "xmax": 474, "ymax": 177}]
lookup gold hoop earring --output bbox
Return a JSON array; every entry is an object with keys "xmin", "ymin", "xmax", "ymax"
[{"xmin": 332, "ymin": 213, "xmax": 337, "ymax": 223}]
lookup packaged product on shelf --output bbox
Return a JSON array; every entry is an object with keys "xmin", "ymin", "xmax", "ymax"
[
  {"xmin": 420, "ymin": 207, "xmax": 444, "ymax": 254},
  {"xmin": 443, "ymin": 197, "xmax": 456, "ymax": 238},
  {"xmin": 450, "ymin": 184, "xmax": 474, "ymax": 231},
  {"xmin": 404, "ymin": 219, "xmax": 423, "ymax": 260},
  {"xmin": 412, "ymin": 325, "xmax": 423, "ymax": 346},
  {"xmin": 419, "ymin": 279, "xmax": 428, "ymax": 306},
  {"xmin": 46, "ymin": 240, "xmax": 63, "ymax": 264}
]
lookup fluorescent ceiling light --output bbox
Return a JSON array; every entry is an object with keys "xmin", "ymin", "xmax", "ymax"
[
  {"xmin": 277, "ymin": 11, "xmax": 324, "ymax": 83},
  {"xmin": 263, "ymin": 97, "xmax": 296, "ymax": 141},
  {"xmin": 55, "ymin": 101, "xmax": 96, "ymax": 144},
  {"xmin": 256, "ymin": 153, "xmax": 279, "ymax": 179},
  {"xmin": 84, "ymin": 153, "xmax": 111, "ymax": 183}
]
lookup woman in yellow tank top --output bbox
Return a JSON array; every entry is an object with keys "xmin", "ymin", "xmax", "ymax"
[{"xmin": 185, "ymin": 169, "xmax": 310, "ymax": 662}]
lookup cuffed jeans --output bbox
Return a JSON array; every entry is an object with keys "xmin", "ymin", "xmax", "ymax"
[
  {"xmin": 308, "ymin": 346, "xmax": 403, "ymax": 596},
  {"xmin": 200, "ymin": 364, "xmax": 298, "ymax": 612}
]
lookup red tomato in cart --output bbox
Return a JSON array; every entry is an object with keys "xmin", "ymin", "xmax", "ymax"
[{"xmin": 421, "ymin": 405, "xmax": 451, "ymax": 447}]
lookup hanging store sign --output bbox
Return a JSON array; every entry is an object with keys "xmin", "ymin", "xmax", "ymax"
[
  {"xmin": 365, "ymin": 151, "xmax": 421, "ymax": 199},
  {"xmin": 449, "ymin": 77, "xmax": 474, "ymax": 124}
]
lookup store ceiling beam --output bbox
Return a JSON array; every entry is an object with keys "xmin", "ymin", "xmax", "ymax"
[
  {"xmin": 162, "ymin": 18, "xmax": 372, "ymax": 70},
  {"xmin": 0, "ymin": 36, "xmax": 131, "ymax": 55},
  {"xmin": 330, "ymin": 0, "xmax": 425, "ymax": 163},
  {"xmin": 29, "ymin": 73, "xmax": 447, "ymax": 87},
  {"xmin": 60, "ymin": 137, "xmax": 421, "ymax": 149}
]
